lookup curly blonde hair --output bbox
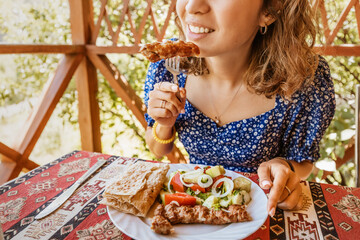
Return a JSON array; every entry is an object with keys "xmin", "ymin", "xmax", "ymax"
[{"xmin": 176, "ymin": 0, "xmax": 318, "ymax": 98}]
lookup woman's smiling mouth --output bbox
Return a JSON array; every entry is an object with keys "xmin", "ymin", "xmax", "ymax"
[{"xmin": 188, "ymin": 24, "xmax": 215, "ymax": 34}]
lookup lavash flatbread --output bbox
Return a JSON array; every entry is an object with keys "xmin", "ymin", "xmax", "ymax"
[{"xmin": 100, "ymin": 161, "xmax": 169, "ymax": 217}]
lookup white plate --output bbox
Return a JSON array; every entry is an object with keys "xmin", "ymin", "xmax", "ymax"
[{"xmin": 108, "ymin": 163, "xmax": 268, "ymax": 240}]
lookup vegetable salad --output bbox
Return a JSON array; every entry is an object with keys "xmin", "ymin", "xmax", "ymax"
[{"xmin": 160, "ymin": 165, "xmax": 252, "ymax": 210}]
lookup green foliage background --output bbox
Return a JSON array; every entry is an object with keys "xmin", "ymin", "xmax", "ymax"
[{"xmin": 0, "ymin": 0, "xmax": 358, "ymax": 186}]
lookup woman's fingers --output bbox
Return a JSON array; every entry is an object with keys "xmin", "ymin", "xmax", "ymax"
[
  {"xmin": 277, "ymin": 176, "xmax": 300, "ymax": 202},
  {"xmin": 257, "ymin": 162, "xmax": 273, "ymax": 189},
  {"xmin": 154, "ymin": 81, "xmax": 179, "ymax": 92},
  {"xmin": 148, "ymin": 106, "xmax": 172, "ymax": 118},
  {"xmin": 149, "ymin": 88, "xmax": 183, "ymax": 114},
  {"xmin": 267, "ymin": 169, "xmax": 290, "ymax": 215},
  {"xmin": 277, "ymin": 184, "xmax": 303, "ymax": 210},
  {"xmin": 159, "ymin": 99, "xmax": 179, "ymax": 116}
]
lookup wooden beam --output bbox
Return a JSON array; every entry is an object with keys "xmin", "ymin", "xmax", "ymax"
[
  {"xmin": 0, "ymin": 142, "xmax": 39, "ymax": 183},
  {"xmin": 70, "ymin": 0, "xmax": 102, "ymax": 152},
  {"xmin": 158, "ymin": 0, "xmax": 176, "ymax": 41},
  {"xmin": 92, "ymin": 0, "xmax": 108, "ymax": 44},
  {"xmin": 314, "ymin": 45, "xmax": 360, "ymax": 56},
  {"xmin": 0, "ymin": 142, "xmax": 20, "ymax": 184},
  {"xmin": 0, "ymin": 156, "xmax": 16, "ymax": 185},
  {"xmin": 327, "ymin": 0, "xmax": 357, "ymax": 45},
  {"xmin": 8, "ymin": 54, "xmax": 84, "ymax": 179},
  {"xmin": 321, "ymin": 141, "xmax": 355, "ymax": 180},
  {"xmin": 75, "ymin": 58, "xmax": 102, "ymax": 152},
  {"xmin": 112, "ymin": 0, "xmax": 131, "ymax": 45},
  {"xmin": 135, "ymin": 0, "xmax": 154, "ymax": 44},
  {"xmin": 87, "ymin": 53, "xmax": 187, "ymax": 163},
  {"xmin": 317, "ymin": 0, "xmax": 331, "ymax": 40},
  {"xmin": 86, "ymin": 45, "xmax": 141, "ymax": 54},
  {"xmin": 0, "ymin": 142, "xmax": 21, "ymax": 160},
  {"xmin": 69, "ymin": 0, "xmax": 93, "ymax": 44},
  {"xmin": 0, "ymin": 44, "xmax": 85, "ymax": 54},
  {"xmin": 355, "ymin": 0, "xmax": 360, "ymax": 40},
  {"xmin": 24, "ymin": 159, "xmax": 39, "ymax": 171}
]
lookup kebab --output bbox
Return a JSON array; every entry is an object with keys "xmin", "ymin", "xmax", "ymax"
[{"xmin": 140, "ymin": 39, "xmax": 200, "ymax": 62}]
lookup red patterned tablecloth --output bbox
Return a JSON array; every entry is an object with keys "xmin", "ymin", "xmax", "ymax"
[{"xmin": 0, "ymin": 151, "xmax": 360, "ymax": 239}]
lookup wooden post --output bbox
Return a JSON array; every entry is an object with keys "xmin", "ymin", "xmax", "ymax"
[{"xmin": 69, "ymin": 0, "xmax": 102, "ymax": 152}]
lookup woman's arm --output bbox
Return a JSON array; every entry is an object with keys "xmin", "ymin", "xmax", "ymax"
[
  {"xmin": 145, "ymin": 125, "xmax": 174, "ymax": 158},
  {"xmin": 145, "ymin": 82, "xmax": 186, "ymax": 158}
]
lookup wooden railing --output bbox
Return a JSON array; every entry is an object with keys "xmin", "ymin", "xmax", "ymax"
[{"xmin": 0, "ymin": 0, "xmax": 359, "ymax": 184}]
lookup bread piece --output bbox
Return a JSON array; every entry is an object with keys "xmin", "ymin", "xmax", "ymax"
[{"xmin": 100, "ymin": 161, "xmax": 170, "ymax": 217}]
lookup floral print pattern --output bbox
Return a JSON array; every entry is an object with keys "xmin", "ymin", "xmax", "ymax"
[{"xmin": 144, "ymin": 57, "xmax": 336, "ymax": 172}]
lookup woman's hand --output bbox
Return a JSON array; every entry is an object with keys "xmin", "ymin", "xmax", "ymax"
[
  {"xmin": 257, "ymin": 158, "xmax": 303, "ymax": 216},
  {"xmin": 147, "ymin": 82, "xmax": 186, "ymax": 127}
]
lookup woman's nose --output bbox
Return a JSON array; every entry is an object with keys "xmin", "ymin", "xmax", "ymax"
[{"xmin": 185, "ymin": 0, "xmax": 210, "ymax": 15}]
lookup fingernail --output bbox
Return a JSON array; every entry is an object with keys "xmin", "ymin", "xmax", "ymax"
[
  {"xmin": 269, "ymin": 207, "xmax": 275, "ymax": 217},
  {"xmin": 171, "ymin": 86, "xmax": 178, "ymax": 91},
  {"xmin": 181, "ymin": 109, "xmax": 185, "ymax": 114},
  {"xmin": 261, "ymin": 180, "xmax": 271, "ymax": 188}
]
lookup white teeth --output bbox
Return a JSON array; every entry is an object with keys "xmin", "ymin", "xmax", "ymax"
[{"xmin": 189, "ymin": 24, "xmax": 213, "ymax": 34}]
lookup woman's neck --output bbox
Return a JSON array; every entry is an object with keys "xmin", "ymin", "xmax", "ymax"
[{"xmin": 204, "ymin": 45, "xmax": 251, "ymax": 87}]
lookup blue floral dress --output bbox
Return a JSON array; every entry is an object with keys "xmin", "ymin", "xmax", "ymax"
[{"xmin": 144, "ymin": 57, "xmax": 336, "ymax": 172}]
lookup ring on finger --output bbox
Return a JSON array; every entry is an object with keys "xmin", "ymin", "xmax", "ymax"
[
  {"xmin": 160, "ymin": 100, "xmax": 166, "ymax": 109},
  {"xmin": 284, "ymin": 186, "xmax": 291, "ymax": 196}
]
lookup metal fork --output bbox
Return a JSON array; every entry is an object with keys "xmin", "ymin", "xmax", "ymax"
[{"xmin": 165, "ymin": 56, "xmax": 181, "ymax": 86}]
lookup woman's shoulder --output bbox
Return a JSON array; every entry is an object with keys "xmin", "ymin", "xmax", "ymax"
[
  {"xmin": 314, "ymin": 56, "xmax": 332, "ymax": 85},
  {"xmin": 293, "ymin": 56, "xmax": 334, "ymax": 102}
]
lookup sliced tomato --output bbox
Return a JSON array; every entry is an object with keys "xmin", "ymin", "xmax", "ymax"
[
  {"xmin": 190, "ymin": 183, "xmax": 206, "ymax": 193},
  {"xmin": 195, "ymin": 166, "xmax": 211, "ymax": 174},
  {"xmin": 164, "ymin": 193, "xmax": 196, "ymax": 206},
  {"xmin": 211, "ymin": 175, "xmax": 232, "ymax": 188},
  {"xmin": 170, "ymin": 172, "xmax": 184, "ymax": 192},
  {"xmin": 203, "ymin": 166, "xmax": 211, "ymax": 173}
]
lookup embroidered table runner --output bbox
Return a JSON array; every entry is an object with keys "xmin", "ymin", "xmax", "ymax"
[{"xmin": 0, "ymin": 151, "xmax": 359, "ymax": 239}]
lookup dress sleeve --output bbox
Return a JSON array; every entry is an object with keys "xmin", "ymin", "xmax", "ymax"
[
  {"xmin": 143, "ymin": 60, "xmax": 173, "ymax": 127},
  {"xmin": 279, "ymin": 57, "xmax": 336, "ymax": 162}
]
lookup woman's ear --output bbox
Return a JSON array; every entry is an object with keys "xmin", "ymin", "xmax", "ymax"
[{"xmin": 259, "ymin": 11, "xmax": 277, "ymax": 28}]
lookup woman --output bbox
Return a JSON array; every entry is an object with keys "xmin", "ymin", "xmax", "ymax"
[{"xmin": 143, "ymin": 0, "xmax": 335, "ymax": 216}]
